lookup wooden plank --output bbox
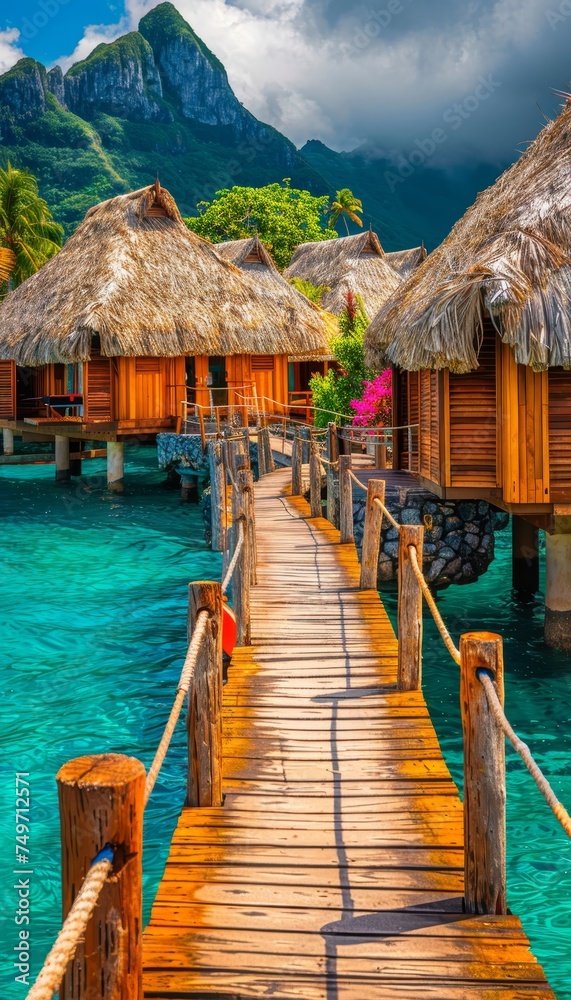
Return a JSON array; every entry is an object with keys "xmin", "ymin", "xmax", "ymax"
[{"xmin": 142, "ymin": 468, "xmax": 554, "ymax": 1000}]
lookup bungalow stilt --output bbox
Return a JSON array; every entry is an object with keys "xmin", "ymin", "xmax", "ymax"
[{"xmin": 545, "ymin": 521, "xmax": 571, "ymax": 650}]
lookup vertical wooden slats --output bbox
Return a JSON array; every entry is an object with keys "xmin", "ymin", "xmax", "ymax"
[
  {"xmin": 0, "ymin": 360, "xmax": 16, "ymax": 418},
  {"xmin": 85, "ymin": 353, "xmax": 113, "ymax": 421},
  {"xmin": 549, "ymin": 368, "xmax": 571, "ymax": 501},
  {"xmin": 448, "ymin": 327, "xmax": 497, "ymax": 489}
]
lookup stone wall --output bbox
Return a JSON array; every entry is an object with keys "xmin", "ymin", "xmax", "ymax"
[{"xmin": 352, "ymin": 483, "xmax": 509, "ymax": 588}]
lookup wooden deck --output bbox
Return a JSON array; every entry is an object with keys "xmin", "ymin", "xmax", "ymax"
[{"xmin": 143, "ymin": 468, "xmax": 554, "ymax": 999}]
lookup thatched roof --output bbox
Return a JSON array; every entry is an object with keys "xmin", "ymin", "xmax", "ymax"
[
  {"xmin": 284, "ymin": 231, "xmax": 401, "ymax": 318},
  {"xmin": 0, "ymin": 184, "xmax": 330, "ymax": 365},
  {"xmin": 385, "ymin": 246, "xmax": 427, "ymax": 280},
  {"xmin": 215, "ymin": 235, "xmax": 336, "ymax": 361},
  {"xmin": 366, "ymin": 103, "xmax": 571, "ymax": 373}
]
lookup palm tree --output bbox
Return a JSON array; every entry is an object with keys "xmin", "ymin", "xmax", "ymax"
[
  {"xmin": 0, "ymin": 163, "xmax": 63, "ymax": 290},
  {"xmin": 328, "ymin": 188, "xmax": 364, "ymax": 235},
  {"xmin": 0, "ymin": 247, "xmax": 16, "ymax": 285}
]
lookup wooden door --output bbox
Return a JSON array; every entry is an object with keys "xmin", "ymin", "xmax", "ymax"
[
  {"xmin": 500, "ymin": 345, "xmax": 549, "ymax": 505},
  {"xmin": 419, "ymin": 370, "xmax": 440, "ymax": 484},
  {"xmin": 84, "ymin": 352, "xmax": 114, "ymax": 421},
  {"xmin": 448, "ymin": 328, "xmax": 498, "ymax": 489}
]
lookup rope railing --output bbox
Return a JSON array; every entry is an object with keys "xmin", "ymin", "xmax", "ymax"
[
  {"xmin": 26, "ymin": 847, "xmax": 114, "ymax": 1000},
  {"xmin": 26, "ymin": 454, "xmax": 256, "ymax": 1000},
  {"xmin": 408, "ymin": 544, "xmax": 461, "ymax": 665},
  {"xmin": 222, "ymin": 520, "xmax": 244, "ymax": 596},
  {"xmin": 479, "ymin": 671, "xmax": 571, "ymax": 839},
  {"xmin": 144, "ymin": 608, "xmax": 211, "ymax": 804},
  {"xmin": 372, "ymin": 495, "xmax": 401, "ymax": 533}
]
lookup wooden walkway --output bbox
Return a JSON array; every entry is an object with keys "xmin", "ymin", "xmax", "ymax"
[{"xmin": 143, "ymin": 468, "xmax": 554, "ymax": 999}]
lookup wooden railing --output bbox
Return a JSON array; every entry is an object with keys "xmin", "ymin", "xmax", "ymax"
[
  {"xmin": 297, "ymin": 448, "xmax": 571, "ymax": 918},
  {"xmin": 26, "ymin": 436, "xmax": 259, "ymax": 1000}
]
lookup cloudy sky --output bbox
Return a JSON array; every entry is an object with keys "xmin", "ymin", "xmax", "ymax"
[{"xmin": 1, "ymin": 0, "xmax": 570, "ymax": 166}]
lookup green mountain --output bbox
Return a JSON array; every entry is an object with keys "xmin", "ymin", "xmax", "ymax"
[
  {"xmin": 301, "ymin": 140, "xmax": 507, "ymax": 252},
  {"xmin": 0, "ymin": 1, "xmax": 506, "ymax": 248},
  {"xmin": 0, "ymin": 3, "xmax": 326, "ymax": 233}
]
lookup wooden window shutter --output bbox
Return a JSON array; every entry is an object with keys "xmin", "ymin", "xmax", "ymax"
[{"xmin": 252, "ymin": 355, "xmax": 275, "ymax": 371}]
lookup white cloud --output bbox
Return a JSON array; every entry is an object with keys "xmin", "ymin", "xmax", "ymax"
[
  {"xmin": 0, "ymin": 28, "xmax": 25, "ymax": 75},
  {"xmin": 50, "ymin": 0, "xmax": 571, "ymax": 160},
  {"xmin": 54, "ymin": 18, "xmax": 131, "ymax": 74}
]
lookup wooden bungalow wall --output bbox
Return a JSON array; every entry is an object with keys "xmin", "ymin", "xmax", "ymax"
[
  {"xmin": 548, "ymin": 368, "xmax": 571, "ymax": 502},
  {"xmin": 396, "ymin": 327, "xmax": 571, "ymax": 507}
]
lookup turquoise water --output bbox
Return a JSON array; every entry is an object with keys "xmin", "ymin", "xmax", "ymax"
[
  {"xmin": 1, "ymin": 452, "xmax": 569, "ymax": 998},
  {"xmin": 382, "ymin": 532, "xmax": 571, "ymax": 998},
  {"xmin": 0, "ymin": 446, "xmax": 221, "ymax": 997}
]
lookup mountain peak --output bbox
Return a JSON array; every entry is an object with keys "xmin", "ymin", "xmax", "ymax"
[{"xmin": 139, "ymin": 3, "xmax": 226, "ymax": 75}]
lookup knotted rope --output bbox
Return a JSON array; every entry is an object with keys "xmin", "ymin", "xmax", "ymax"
[
  {"xmin": 26, "ymin": 847, "xmax": 114, "ymax": 1000},
  {"xmin": 372, "ymin": 496, "xmax": 401, "ymax": 533}
]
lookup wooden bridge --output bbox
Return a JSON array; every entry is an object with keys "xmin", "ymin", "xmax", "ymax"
[
  {"xmin": 143, "ymin": 467, "xmax": 552, "ymax": 999},
  {"xmin": 27, "ymin": 430, "xmax": 564, "ymax": 1000}
]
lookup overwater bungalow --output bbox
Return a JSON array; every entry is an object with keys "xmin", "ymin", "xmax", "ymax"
[
  {"xmin": 215, "ymin": 235, "xmax": 336, "ymax": 409},
  {"xmin": 284, "ymin": 230, "xmax": 406, "ymax": 319},
  {"xmin": 364, "ymin": 101, "xmax": 571, "ymax": 647},
  {"xmin": 0, "ymin": 182, "xmax": 329, "ymax": 486}
]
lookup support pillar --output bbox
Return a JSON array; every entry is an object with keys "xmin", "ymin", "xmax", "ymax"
[
  {"xmin": 55, "ymin": 435, "xmax": 70, "ymax": 482},
  {"xmin": 2, "ymin": 428, "xmax": 14, "ymax": 455},
  {"xmin": 69, "ymin": 439, "xmax": 82, "ymax": 477},
  {"xmin": 545, "ymin": 517, "xmax": 571, "ymax": 650},
  {"xmin": 107, "ymin": 441, "xmax": 124, "ymax": 493},
  {"xmin": 512, "ymin": 516, "xmax": 539, "ymax": 595}
]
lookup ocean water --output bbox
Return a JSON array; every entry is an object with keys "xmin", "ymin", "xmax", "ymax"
[
  {"xmin": 1, "ymin": 450, "xmax": 569, "ymax": 998},
  {"xmin": 0, "ymin": 446, "xmax": 221, "ymax": 997},
  {"xmin": 382, "ymin": 529, "xmax": 571, "ymax": 998}
]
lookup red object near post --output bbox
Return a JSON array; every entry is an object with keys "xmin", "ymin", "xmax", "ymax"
[{"xmin": 223, "ymin": 603, "xmax": 237, "ymax": 656}]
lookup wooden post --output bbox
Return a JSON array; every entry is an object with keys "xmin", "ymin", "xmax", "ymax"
[
  {"xmin": 292, "ymin": 430, "xmax": 302, "ymax": 496},
  {"xmin": 310, "ymin": 436, "xmax": 322, "ymax": 518},
  {"xmin": 264, "ymin": 425, "xmax": 275, "ymax": 473},
  {"xmin": 208, "ymin": 440, "xmax": 226, "ymax": 552},
  {"xmin": 339, "ymin": 455, "xmax": 354, "ymax": 545},
  {"xmin": 326, "ymin": 423, "xmax": 339, "ymax": 528},
  {"xmin": 257, "ymin": 423, "xmax": 268, "ymax": 477},
  {"xmin": 360, "ymin": 480, "xmax": 386, "ymax": 590},
  {"xmin": 375, "ymin": 439, "xmax": 387, "ymax": 470},
  {"xmin": 301, "ymin": 425, "xmax": 310, "ymax": 465},
  {"xmin": 397, "ymin": 525, "xmax": 424, "ymax": 691},
  {"xmin": 242, "ymin": 427, "xmax": 251, "ymax": 469},
  {"xmin": 187, "ymin": 582, "xmax": 224, "ymax": 807},
  {"xmin": 57, "ymin": 753, "xmax": 145, "ymax": 1000},
  {"xmin": 232, "ymin": 469, "xmax": 254, "ymax": 645},
  {"xmin": 197, "ymin": 406, "xmax": 206, "ymax": 451},
  {"xmin": 460, "ymin": 632, "xmax": 507, "ymax": 916}
]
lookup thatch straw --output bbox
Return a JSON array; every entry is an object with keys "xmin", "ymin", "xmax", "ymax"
[
  {"xmin": 216, "ymin": 235, "xmax": 337, "ymax": 360},
  {"xmin": 284, "ymin": 231, "xmax": 401, "ymax": 318},
  {"xmin": 385, "ymin": 246, "xmax": 427, "ymax": 280},
  {"xmin": 365, "ymin": 103, "xmax": 571, "ymax": 373},
  {"xmin": 0, "ymin": 185, "xmax": 330, "ymax": 365}
]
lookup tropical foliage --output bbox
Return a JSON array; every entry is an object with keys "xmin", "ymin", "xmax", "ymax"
[
  {"xmin": 351, "ymin": 370, "xmax": 392, "ymax": 427},
  {"xmin": 0, "ymin": 164, "xmax": 63, "ymax": 290},
  {"xmin": 310, "ymin": 291, "xmax": 376, "ymax": 426},
  {"xmin": 186, "ymin": 181, "xmax": 334, "ymax": 269},
  {"xmin": 328, "ymin": 187, "xmax": 364, "ymax": 234},
  {"xmin": 288, "ymin": 276, "xmax": 331, "ymax": 305}
]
